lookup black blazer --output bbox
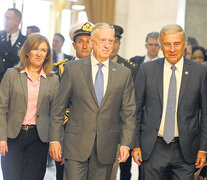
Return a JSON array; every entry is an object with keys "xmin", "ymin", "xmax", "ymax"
[{"xmin": 135, "ymin": 58, "xmax": 207, "ymax": 163}]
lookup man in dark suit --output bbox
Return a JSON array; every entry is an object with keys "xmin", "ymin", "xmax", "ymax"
[
  {"xmin": 0, "ymin": 8, "xmax": 27, "ymax": 82},
  {"xmin": 130, "ymin": 32, "xmax": 160, "ymax": 69},
  {"xmin": 49, "ymin": 22, "xmax": 136, "ymax": 180},
  {"xmin": 52, "ymin": 33, "xmax": 73, "ymax": 63},
  {"xmin": 132, "ymin": 24, "xmax": 207, "ymax": 179}
]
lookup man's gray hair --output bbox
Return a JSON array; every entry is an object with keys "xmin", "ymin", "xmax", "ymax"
[
  {"xmin": 145, "ymin": 32, "xmax": 159, "ymax": 43},
  {"xmin": 159, "ymin": 24, "xmax": 187, "ymax": 45},
  {"xmin": 91, "ymin": 22, "xmax": 114, "ymax": 38}
]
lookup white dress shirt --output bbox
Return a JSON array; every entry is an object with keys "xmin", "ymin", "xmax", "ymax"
[
  {"xmin": 143, "ymin": 54, "xmax": 159, "ymax": 63},
  {"xmin": 158, "ymin": 57, "xmax": 184, "ymax": 137},
  {"xmin": 56, "ymin": 52, "xmax": 64, "ymax": 62},
  {"xmin": 7, "ymin": 30, "xmax": 20, "ymax": 46}
]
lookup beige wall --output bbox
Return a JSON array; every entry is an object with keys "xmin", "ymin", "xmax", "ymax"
[{"xmin": 114, "ymin": 0, "xmax": 180, "ymax": 59}]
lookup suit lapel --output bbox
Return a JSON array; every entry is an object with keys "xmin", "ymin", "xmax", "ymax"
[
  {"xmin": 37, "ymin": 76, "xmax": 48, "ymax": 112},
  {"xmin": 178, "ymin": 59, "xmax": 191, "ymax": 105},
  {"xmin": 156, "ymin": 58, "xmax": 164, "ymax": 106},
  {"xmin": 81, "ymin": 58, "xmax": 98, "ymax": 104},
  {"xmin": 100, "ymin": 60, "xmax": 116, "ymax": 107},
  {"xmin": 19, "ymin": 72, "xmax": 28, "ymax": 105}
]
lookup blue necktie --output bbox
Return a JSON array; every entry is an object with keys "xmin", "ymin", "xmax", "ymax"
[
  {"xmin": 163, "ymin": 65, "xmax": 177, "ymax": 144},
  {"xmin": 94, "ymin": 63, "xmax": 104, "ymax": 107}
]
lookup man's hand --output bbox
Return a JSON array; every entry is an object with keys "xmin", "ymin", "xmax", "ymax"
[
  {"xmin": 132, "ymin": 147, "xmax": 142, "ymax": 166},
  {"xmin": 49, "ymin": 142, "xmax": 63, "ymax": 162},
  {"xmin": 118, "ymin": 146, "xmax": 129, "ymax": 163},
  {"xmin": 0, "ymin": 141, "xmax": 8, "ymax": 156},
  {"xmin": 195, "ymin": 151, "xmax": 206, "ymax": 168}
]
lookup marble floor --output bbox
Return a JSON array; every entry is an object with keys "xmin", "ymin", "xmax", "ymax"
[{"xmin": 0, "ymin": 157, "xmax": 139, "ymax": 180}]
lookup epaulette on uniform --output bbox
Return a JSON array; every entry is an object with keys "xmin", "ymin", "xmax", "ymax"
[
  {"xmin": 53, "ymin": 58, "xmax": 69, "ymax": 77},
  {"xmin": 124, "ymin": 59, "xmax": 137, "ymax": 68},
  {"xmin": 53, "ymin": 58, "xmax": 71, "ymax": 125}
]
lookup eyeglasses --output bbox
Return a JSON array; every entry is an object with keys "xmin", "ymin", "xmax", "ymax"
[{"xmin": 146, "ymin": 43, "xmax": 160, "ymax": 47}]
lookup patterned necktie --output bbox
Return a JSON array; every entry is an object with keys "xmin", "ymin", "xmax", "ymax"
[
  {"xmin": 94, "ymin": 63, "xmax": 104, "ymax": 107},
  {"xmin": 163, "ymin": 65, "xmax": 177, "ymax": 144},
  {"xmin": 7, "ymin": 34, "xmax": 11, "ymax": 47}
]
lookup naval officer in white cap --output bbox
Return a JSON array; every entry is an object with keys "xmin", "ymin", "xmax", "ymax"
[{"xmin": 69, "ymin": 22, "xmax": 94, "ymax": 59}]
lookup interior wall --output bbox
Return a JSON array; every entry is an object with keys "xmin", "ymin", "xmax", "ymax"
[
  {"xmin": 114, "ymin": 0, "xmax": 180, "ymax": 59},
  {"xmin": 185, "ymin": 0, "xmax": 207, "ymax": 48}
]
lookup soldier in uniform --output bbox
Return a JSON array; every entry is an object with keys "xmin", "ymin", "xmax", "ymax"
[
  {"xmin": 53, "ymin": 21, "xmax": 94, "ymax": 180},
  {"xmin": 110, "ymin": 24, "xmax": 137, "ymax": 81},
  {"xmin": 0, "ymin": 8, "xmax": 27, "ymax": 82}
]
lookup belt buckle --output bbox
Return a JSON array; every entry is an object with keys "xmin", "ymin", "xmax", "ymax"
[{"xmin": 23, "ymin": 125, "xmax": 29, "ymax": 131}]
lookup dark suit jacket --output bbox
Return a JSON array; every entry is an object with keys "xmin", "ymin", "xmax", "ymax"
[
  {"xmin": 49, "ymin": 57, "xmax": 136, "ymax": 165},
  {"xmin": 0, "ymin": 30, "xmax": 27, "ymax": 82},
  {"xmin": 0, "ymin": 68, "xmax": 59, "ymax": 143},
  {"xmin": 135, "ymin": 58, "xmax": 207, "ymax": 163}
]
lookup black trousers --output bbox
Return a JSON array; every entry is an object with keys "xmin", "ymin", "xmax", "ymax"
[
  {"xmin": 119, "ymin": 149, "xmax": 132, "ymax": 180},
  {"xmin": 141, "ymin": 137, "xmax": 195, "ymax": 180},
  {"xmin": 1, "ymin": 127, "xmax": 49, "ymax": 180},
  {"xmin": 55, "ymin": 161, "xmax": 64, "ymax": 180}
]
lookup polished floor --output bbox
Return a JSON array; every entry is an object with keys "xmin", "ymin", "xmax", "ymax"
[{"xmin": 0, "ymin": 157, "xmax": 139, "ymax": 180}]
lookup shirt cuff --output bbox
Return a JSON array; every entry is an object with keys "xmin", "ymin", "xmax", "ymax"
[
  {"xmin": 121, "ymin": 145, "xmax": 130, "ymax": 150},
  {"xmin": 199, "ymin": 150, "xmax": 207, "ymax": 153},
  {"xmin": 50, "ymin": 141, "xmax": 59, "ymax": 144}
]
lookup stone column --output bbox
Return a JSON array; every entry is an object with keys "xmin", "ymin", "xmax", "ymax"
[
  {"xmin": 185, "ymin": 0, "xmax": 207, "ymax": 48},
  {"xmin": 114, "ymin": 0, "xmax": 179, "ymax": 59}
]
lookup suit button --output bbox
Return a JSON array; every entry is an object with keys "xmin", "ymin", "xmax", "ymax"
[
  {"xmin": 2, "ymin": 59, "xmax": 5, "ymax": 62},
  {"xmin": 5, "ymin": 52, "xmax": 8, "ymax": 56},
  {"xmin": 37, "ymin": 115, "xmax": 39, "ymax": 118}
]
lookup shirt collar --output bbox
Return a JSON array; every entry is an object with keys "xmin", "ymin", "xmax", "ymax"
[
  {"xmin": 7, "ymin": 30, "xmax": 19, "ymax": 39},
  {"xmin": 145, "ymin": 54, "xmax": 159, "ymax": 61},
  {"xmin": 164, "ymin": 57, "xmax": 184, "ymax": 72},
  {"xmin": 91, "ymin": 54, "xmax": 109, "ymax": 68},
  {"xmin": 20, "ymin": 67, "xmax": 47, "ymax": 79}
]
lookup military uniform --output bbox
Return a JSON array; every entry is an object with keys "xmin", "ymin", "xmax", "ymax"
[
  {"xmin": 0, "ymin": 30, "xmax": 26, "ymax": 82},
  {"xmin": 115, "ymin": 54, "xmax": 137, "ymax": 81}
]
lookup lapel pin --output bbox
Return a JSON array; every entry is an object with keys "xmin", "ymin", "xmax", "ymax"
[
  {"xmin": 185, "ymin": 71, "xmax": 188, "ymax": 75},
  {"xmin": 112, "ymin": 68, "xmax": 116, "ymax": 71}
]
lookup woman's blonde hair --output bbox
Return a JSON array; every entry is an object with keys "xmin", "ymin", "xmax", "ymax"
[{"xmin": 16, "ymin": 33, "xmax": 53, "ymax": 75}]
